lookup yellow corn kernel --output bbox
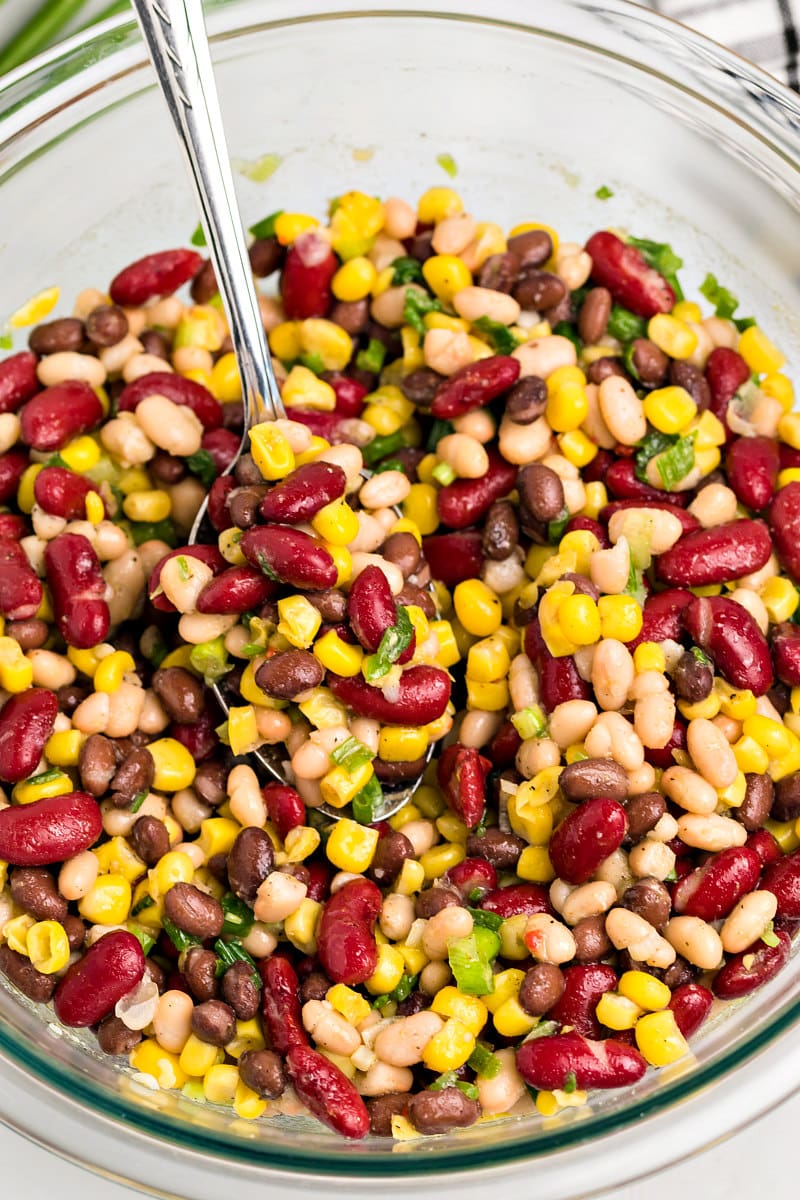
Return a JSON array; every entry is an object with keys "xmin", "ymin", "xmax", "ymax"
[
  {"xmin": 332, "ymin": 256, "xmax": 378, "ymax": 303},
  {"xmin": 402, "ymin": 483, "xmax": 439, "ymax": 536},
  {"xmin": 312, "ymin": 629, "xmax": 362, "ymax": 677},
  {"xmin": 311, "ymin": 498, "xmax": 359, "ymax": 547},
  {"xmin": 17, "ymin": 463, "xmax": 42, "ymax": 513},
  {"xmin": 319, "ymin": 760, "xmax": 375, "ymax": 810},
  {"xmin": 436, "ymin": 811, "xmax": 468, "ymax": 844},
  {"xmin": 635, "ymin": 1009, "xmax": 689, "ymax": 1067},
  {"xmin": 122, "ymin": 489, "xmax": 172, "ymax": 523},
  {"xmin": 268, "ymin": 321, "xmax": 302, "ymax": 363},
  {"xmin": 493, "ymin": 997, "xmax": 538, "ymax": 1038},
  {"xmin": 274, "ymin": 212, "xmax": 319, "ymax": 244},
  {"xmin": 225, "ymin": 1018, "xmax": 266, "ymax": 1060},
  {"xmin": 371, "ymin": 266, "xmax": 395, "ymax": 299},
  {"xmin": 465, "ymin": 678, "xmax": 509, "ymax": 712},
  {"xmin": 43, "ymin": 728, "xmax": 85, "ymax": 767},
  {"xmin": 558, "ymin": 594, "xmax": 601, "ymax": 646},
  {"xmin": 419, "ymin": 841, "xmax": 465, "ymax": 881},
  {"xmin": 466, "ymin": 636, "xmax": 511, "ymax": 684},
  {"xmin": 482, "ymin": 968, "xmax": 525, "ymax": 1014},
  {"xmin": 422, "ymin": 1017, "xmax": 475, "ymax": 1072},
  {"xmin": 739, "ymin": 325, "xmax": 786, "ymax": 374},
  {"xmin": 326, "ymin": 818, "xmax": 380, "ymax": 871},
  {"xmin": 197, "ymin": 818, "xmax": 240, "ymax": 861},
  {"xmin": 430, "ymin": 987, "xmax": 488, "ymax": 1036},
  {"xmin": 695, "ymin": 446, "xmax": 722, "ymax": 477},
  {"xmin": 208, "ymin": 351, "xmax": 242, "ymax": 402},
  {"xmin": 228, "ymin": 704, "xmax": 261, "ymax": 757},
  {"xmin": 389, "ymin": 803, "xmax": 421, "ymax": 832},
  {"xmin": 294, "ymin": 434, "xmax": 332, "ymax": 466},
  {"xmin": 717, "ymin": 771, "xmax": 747, "ymax": 808},
  {"xmin": 429, "ymin": 620, "xmax": 459, "ymax": 669},
  {"xmin": 92, "ymin": 649, "xmax": 136, "ymax": 694},
  {"xmin": 558, "ymin": 428, "xmax": 598, "ymax": 468},
  {"xmin": 131, "ymin": 1039, "xmax": 187, "ymax": 1089},
  {"xmin": 517, "ymin": 845, "xmax": 556, "ymax": 883},
  {"xmin": 60, "ymin": 435, "xmax": 101, "ymax": 472},
  {"xmin": 178, "ymin": 1031, "xmax": 222, "ymax": 1078},
  {"xmin": 330, "ymin": 191, "xmax": 384, "ymax": 258},
  {"xmin": 9, "ymin": 285, "xmax": 59, "ymax": 327},
  {"xmin": 761, "ymin": 371, "xmax": 794, "ymax": 412},
  {"xmin": 378, "ymin": 725, "xmax": 429, "ymax": 763},
  {"xmin": 762, "ymin": 576, "xmax": 799, "ymax": 624},
  {"xmin": 84, "ymin": 490, "xmax": 105, "ymax": 525},
  {"xmin": 595, "ymin": 991, "xmax": 642, "ymax": 1031},
  {"xmin": 236, "ymin": 661, "xmax": 275, "ymax": 709},
  {"xmin": 765, "ymin": 818, "xmax": 800, "ymax": 853},
  {"xmin": 732, "ymin": 735, "xmax": 770, "ymax": 776},
  {"xmin": 677, "ymin": 693, "xmax": 722, "ymax": 721},
  {"xmin": 393, "ymin": 857, "xmax": 425, "ymax": 896},
  {"xmin": 0, "ymin": 647, "xmax": 33, "ymax": 693},
  {"xmin": 417, "ymin": 187, "xmax": 463, "ymax": 224},
  {"xmin": 416, "ymin": 454, "xmax": 439, "ymax": 485},
  {"xmin": 422, "ymin": 255, "xmax": 472, "ymax": 304},
  {"xmin": 643, "ymin": 386, "xmax": 698, "ymax": 435},
  {"xmin": 779, "ymin": 414, "xmax": 800, "ymax": 453},
  {"xmin": 233, "ymin": 1078, "xmax": 267, "ymax": 1120},
  {"xmin": 769, "ymin": 740, "xmax": 800, "ymax": 783},
  {"xmin": 3, "ymin": 913, "xmax": 35, "ymax": 955},
  {"xmin": 598, "ymin": 594, "xmax": 643, "ymax": 643},
  {"xmin": 413, "ymin": 785, "xmax": 445, "ymax": 822},
  {"xmin": 276, "ymin": 594, "xmax": 322, "ymax": 649},
  {"xmin": 633, "ymin": 642, "xmax": 666, "ymax": 675},
  {"xmin": 546, "ymin": 380, "xmax": 589, "ymax": 434},
  {"xmin": 425, "ymin": 312, "xmax": 470, "ymax": 334},
  {"xmin": 319, "ymin": 542, "xmax": 351, "ymax": 587},
  {"xmin": 362, "ymin": 403, "xmax": 404, "ymax": 437},
  {"xmin": 26, "ymin": 920, "xmax": 70, "ymax": 975},
  {"xmin": 672, "ymin": 300, "xmax": 702, "ymax": 324},
  {"xmin": 556, "ymin": 532, "xmax": 597, "ymax": 580},
  {"xmin": 647, "ymin": 313, "xmax": 698, "ymax": 360},
  {"xmin": 298, "ymin": 687, "xmax": 348, "ymax": 731},
  {"xmin": 326, "ymin": 984, "xmax": 372, "ymax": 1027},
  {"xmin": 280, "ymin": 823, "xmax": 320, "ymax": 865},
  {"xmin": 284, "ymin": 897, "xmax": 322, "ymax": 954},
  {"xmin": 150, "ymin": 850, "xmax": 195, "ymax": 899},
  {"xmin": 300, "ymin": 318, "xmax": 354, "ymax": 372},
  {"xmin": 202, "ymin": 1061, "xmax": 239, "ymax": 1103},
  {"xmin": 396, "ymin": 943, "xmax": 428, "ymax": 977},
  {"xmin": 94, "ymin": 835, "xmax": 145, "ymax": 883},
  {"xmin": 148, "ymin": 737, "xmax": 196, "ymax": 791},
  {"xmin": 78, "ymin": 873, "xmax": 131, "ymax": 925},
  {"xmin": 453, "ymin": 579, "xmax": 502, "ymax": 637},
  {"xmin": 743, "ymin": 714, "xmax": 795, "ymax": 759},
  {"xmin": 249, "ymin": 421, "xmax": 297, "ymax": 479},
  {"xmin": 619, "ymin": 970, "xmax": 671, "ymax": 1011},
  {"xmin": 365, "ymin": 943, "xmax": 406, "ymax": 995},
  {"xmin": 508, "ymin": 795, "xmax": 553, "ymax": 848},
  {"xmin": 12, "ymin": 769, "xmax": 72, "ymax": 805},
  {"xmin": 497, "ymin": 914, "xmax": 530, "ymax": 961}
]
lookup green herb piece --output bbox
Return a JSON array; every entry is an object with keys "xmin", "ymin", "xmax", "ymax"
[
  {"xmin": 552, "ymin": 320, "xmax": 581, "ymax": 352},
  {"xmin": 356, "ymin": 338, "xmax": 387, "ymax": 375},
  {"xmin": 429, "ymin": 1071, "xmax": 479, "ymax": 1099},
  {"xmin": 448, "ymin": 929, "xmax": 499, "ymax": 996},
  {"xmin": 622, "ymin": 341, "xmax": 641, "ymax": 381},
  {"xmin": 391, "ymin": 257, "xmax": 425, "ymax": 286},
  {"xmin": 298, "ymin": 352, "xmax": 325, "ymax": 376},
  {"xmin": 129, "ymin": 518, "xmax": 176, "ymax": 548},
  {"xmin": 655, "ymin": 432, "xmax": 696, "ymax": 490},
  {"xmin": 190, "ymin": 223, "xmax": 207, "ymax": 248},
  {"xmin": 175, "ymin": 556, "xmax": 190, "ymax": 582},
  {"xmin": 663, "ymin": 868, "xmax": 678, "ymax": 883},
  {"xmin": 162, "ymin": 917, "xmax": 202, "ymax": 953},
  {"xmin": 372, "ymin": 458, "xmax": 405, "ymax": 475},
  {"xmin": 699, "ymin": 272, "xmax": 739, "ymax": 320},
  {"xmin": 426, "ymin": 418, "xmax": 454, "ymax": 453},
  {"xmin": 0, "ymin": 333, "xmax": 12, "ymax": 351},
  {"xmin": 562, "ymin": 1071, "xmax": 578, "ymax": 1094},
  {"xmin": 231, "ymin": 153, "xmax": 282, "ymax": 183},
  {"xmin": 130, "ymin": 789, "xmax": 148, "ymax": 815},
  {"xmin": 595, "ymin": 185, "xmax": 614, "ymax": 200},
  {"xmin": 249, "ymin": 210, "xmax": 284, "ymax": 240},
  {"xmin": 0, "ymin": 0, "xmax": 91, "ymax": 76},
  {"xmin": 221, "ymin": 893, "xmax": 255, "ymax": 938},
  {"xmin": 403, "ymin": 289, "xmax": 443, "ymax": 336},
  {"xmin": 44, "ymin": 453, "xmax": 69, "ymax": 469},
  {"xmin": 474, "ymin": 813, "xmax": 488, "ymax": 839},
  {"xmin": 215, "ymin": 720, "xmax": 230, "ymax": 746},
  {"xmin": 629, "ymin": 236, "xmax": 684, "ymax": 300},
  {"xmin": 390, "ymin": 973, "xmax": 418, "ymax": 1004},
  {"xmin": 634, "ymin": 428, "xmax": 676, "ymax": 483},
  {"xmin": 363, "ymin": 430, "xmax": 406, "ymax": 466},
  {"xmin": 473, "ymin": 315, "xmax": 520, "ymax": 355},
  {"xmin": 607, "ymin": 304, "xmax": 647, "ymax": 343},
  {"xmin": 131, "ymin": 895, "xmax": 155, "ymax": 918},
  {"xmin": 23, "ymin": 767, "xmax": 63, "ymax": 787},
  {"xmin": 373, "ymin": 993, "xmax": 392, "ymax": 1010},
  {"xmin": 467, "ymin": 907, "xmax": 503, "ymax": 932},
  {"xmin": 432, "ymin": 461, "xmax": 456, "ymax": 486},
  {"xmin": 255, "ymin": 553, "xmax": 280, "ymax": 582},
  {"xmin": 189, "ymin": 635, "xmax": 233, "ymax": 685},
  {"xmin": 436, "ymin": 153, "xmax": 458, "ymax": 178},
  {"xmin": 761, "ymin": 921, "xmax": 780, "ymax": 948},
  {"xmin": 522, "ymin": 1019, "xmax": 560, "ymax": 1042},
  {"xmin": 468, "ymin": 1043, "xmax": 502, "ymax": 1079},
  {"xmin": 185, "ymin": 448, "xmax": 217, "ymax": 488},
  {"xmin": 510, "ymin": 705, "xmax": 547, "ymax": 740},
  {"xmin": 214, "ymin": 938, "xmax": 260, "ymax": 988},
  {"xmin": 363, "ymin": 607, "xmax": 415, "ymax": 683},
  {"xmin": 127, "ymin": 925, "xmax": 156, "ymax": 957},
  {"xmin": 351, "ymin": 775, "xmax": 383, "ymax": 825},
  {"xmin": 468, "ymin": 888, "xmax": 485, "ymax": 905},
  {"xmin": 143, "ymin": 629, "xmax": 168, "ymax": 669},
  {"xmin": 331, "ymin": 735, "xmax": 376, "ymax": 771},
  {"xmin": 691, "ymin": 646, "xmax": 712, "ymax": 667},
  {"xmin": 547, "ymin": 510, "xmax": 571, "ymax": 544},
  {"xmin": 734, "ymin": 315, "xmax": 756, "ymax": 332}
]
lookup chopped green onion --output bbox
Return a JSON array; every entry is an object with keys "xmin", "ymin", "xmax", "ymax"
[
  {"xmin": 0, "ymin": 333, "xmax": 12, "ymax": 351},
  {"xmin": 249, "ymin": 210, "xmax": 284, "ymax": 240},
  {"xmin": 129, "ymin": 518, "xmax": 176, "ymax": 548},
  {"xmin": 448, "ymin": 929, "xmax": 498, "ymax": 996},
  {"xmin": 622, "ymin": 341, "xmax": 641, "ymax": 382},
  {"xmin": 426, "ymin": 419, "xmax": 454, "ymax": 452},
  {"xmin": 300, "ymin": 352, "xmax": 326, "ymax": 376},
  {"xmin": 356, "ymin": 338, "xmax": 387, "ymax": 375},
  {"xmin": 468, "ymin": 1043, "xmax": 502, "ymax": 1079},
  {"xmin": 44, "ymin": 453, "xmax": 70, "ymax": 469},
  {"xmin": 562, "ymin": 1071, "xmax": 578, "ymax": 1094},
  {"xmin": 594, "ymin": 185, "xmax": 614, "ymax": 200},
  {"xmin": 699, "ymin": 272, "xmax": 739, "ymax": 320},
  {"xmin": 390, "ymin": 973, "xmax": 418, "ymax": 1004},
  {"xmin": 221, "ymin": 893, "xmax": 255, "ymax": 938},
  {"xmin": 761, "ymin": 921, "xmax": 780, "ymax": 948},
  {"xmin": 190, "ymin": 636, "xmax": 232, "ymax": 685},
  {"xmin": 391, "ymin": 257, "xmax": 425, "ymax": 286},
  {"xmin": 734, "ymin": 315, "xmax": 756, "ymax": 332},
  {"xmin": 403, "ymin": 289, "xmax": 443, "ymax": 336},
  {"xmin": 473, "ymin": 316, "xmax": 520, "ymax": 355},
  {"xmin": 547, "ymin": 510, "xmax": 570, "ymax": 544},
  {"xmin": 436, "ymin": 153, "xmax": 458, "ymax": 178},
  {"xmin": 363, "ymin": 431, "xmax": 406, "ymax": 466},
  {"xmin": 467, "ymin": 907, "xmax": 503, "ymax": 932},
  {"xmin": 628, "ymin": 236, "xmax": 684, "ymax": 301},
  {"xmin": 255, "ymin": 553, "xmax": 280, "ymax": 582},
  {"xmin": 373, "ymin": 992, "xmax": 393, "ymax": 1010},
  {"xmin": 429, "ymin": 1071, "xmax": 479, "ymax": 1099},
  {"xmin": 130, "ymin": 789, "xmax": 148, "ymax": 815},
  {"xmin": 468, "ymin": 887, "xmax": 485, "ymax": 904},
  {"xmin": 635, "ymin": 428, "xmax": 676, "ymax": 483},
  {"xmin": 624, "ymin": 563, "xmax": 648, "ymax": 606},
  {"xmin": 127, "ymin": 925, "xmax": 156, "ymax": 957},
  {"xmin": 522, "ymin": 1019, "xmax": 560, "ymax": 1042},
  {"xmin": 606, "ymin": 305, "xmax": 647, "ymax": 343},
  {"xmin": 331, "ymin": 736, "xmax": 376, "ymax": 771},
  {"xmin": 162, "ymin": 917, "xmax": 202, "ymax": 953},
  {"xmin": 352, "ymin": 775, "xmax": 383, "ymax": 825},
  {"xmin": 510, "ymin": 705, "xmax": 547, "ymax": 740},
  {"xmin": 363, "ymin": 607, "xmax": 415, "ymax": 683},
  {"xmin": 432, "ymin": 461, "xmax": 457, "ymax": 486},
  {"xmin": 552, "ymin": 320, "xmax": 581, "ymax": 352},
  {"xmin": 190, "ymin": 223, "xmax": 207, "ymax": 248},
  {"xmin": 215, "ymin": 720, "xmax": 230, "ymax": 746},
  {"xmin": 656, "ymin": 432, "xmax": 696, "ymax": 491},
  {"xmin": 23, "ymin": 767, "xmax": 63, "ymax": 787},
  {"xmin": 185, "ymin": 448, "xmax": 217, "ymax": 488},
  {"xmin": 231, "ymin": 153, "xmax": 282, "ymax": 183},
  {"xmin": 372, "ymin": 458, "xmax": 405, "ymax": 475},
  {"xmin": 691, "ymin": 646, "xmax": 712, "ymax": 667},
  {"xmin": 214, "ymin": 938, "xmax": 260, "ymax": 989},
  {"xmin": 131, "ymin": 895, "xmax": 155, "ymax": 918}
]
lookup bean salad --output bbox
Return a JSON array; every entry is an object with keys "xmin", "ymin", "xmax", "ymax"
[{"xmin": 1, "ymin": 185, "xmax": 800, "ymax": 1141}]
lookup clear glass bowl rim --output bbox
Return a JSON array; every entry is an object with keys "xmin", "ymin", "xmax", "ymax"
[{"xmin": 1, "ymin": 0, "xmax": 800, "ymax": 1180}]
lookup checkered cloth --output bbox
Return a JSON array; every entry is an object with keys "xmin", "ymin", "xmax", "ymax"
[{"xmin": 645, "ymin": 0, "xmax": 800, "ymax": 87}]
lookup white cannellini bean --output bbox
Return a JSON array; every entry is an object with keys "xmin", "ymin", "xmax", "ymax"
[
  {"xmin": 720, "ymin": 891, "xmax": 778, "ymax": 954},
  {"xmin": 373, "ymin": 1011, "xmax": 445, "ymax": 1067},
  {"xmin": 358, "ymin": 471, "xmax": 411, "ymax": 509},
  {"xmin": 547, "ymin": 700, "xmax": 598, "ymax": 750},
  {"xmin": 590, "ymin": 536, "xmax": 631, "ymax": 595},
  {"xmin": 664, "ymin": 915, "xmax": 723, "ymax": 970},
  {"xmin": 513, "ymin": 335, "xmax": 577, "ymax": 380},
  {"xmin": 498, "ymin": 414, "xmax": 554, "ymax": 464},
  {"xmin": 687, "ymin": 718, "xmax": 738, "ymax": 788},
  {"xmin": 661, "ymin": 765, "xmax": 719, "ymax": 815},
  {"xmin": 524, "ymin": 913, "xmax": 576, "ymax": 964},
  {"xmin": 591, "ymin": 639, "xmax": 634, "ymax": 712},
  {"xmin": 254, "ymin": 871, "xmax": 307, "ymax": 923},
  {"xmin": 676, "ymin": 812, "xmax": 748, "ymax": 852},
  {"xmin": 605, "ymin": 907, "xmax": 676, "ymax": 969},
  {"xmin": 135, "ymin": 394, "xmax": 204, "ymax": 456},
  {"xmin": 598, "ymin": 375, "xmax": 647, "ymax": 445},
  {"xmin": 561, "ymin": 881, "xmax": 617, "ymax": 926},
  {"xmin": 452, "ymin": 285, "xmax": 520, "ymax": 326},
  {"xmin": 477, "ymin": 1048, "xmax": 527, "ymax": 1115},
  {"xmin": 158, "ymin": 554, "xmax": 213, "ymax": 614},
  {"xmin": 608, "ymin": 507, "xmax": 684, "ymax": 554}
]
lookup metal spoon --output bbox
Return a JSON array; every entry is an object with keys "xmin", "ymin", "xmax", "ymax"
[{"xmin": 131, "ymin": 0, "xmax": 431, "ymax": 820}]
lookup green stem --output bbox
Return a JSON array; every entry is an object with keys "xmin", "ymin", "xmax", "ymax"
[
  {"xmin": 78, "ymin": 0, "xmax": 130, "ymax": 32},
  {"xmin": 0, "ymin": 0, "xmax": 90, "ymax": 75}
]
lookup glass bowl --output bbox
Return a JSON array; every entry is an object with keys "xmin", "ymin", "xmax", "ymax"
[{"xmin": 2, "ymin": 2, "xmax": 800, "ymax": 1195}]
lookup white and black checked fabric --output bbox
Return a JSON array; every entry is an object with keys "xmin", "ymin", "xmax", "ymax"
[{"xmin": 645, "ymin": 0, "xmax": 800, "ymax": 87}]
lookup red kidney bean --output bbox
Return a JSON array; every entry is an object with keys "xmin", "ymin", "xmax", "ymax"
[
  {"xmin": 705, "ymin": 347, "xmax": 750, "ymax": 437},
  {"xmin": 760, "ymin": 846, "xmax": 800, "ymax": 917},
  {"xmin": 564, "ymin": 516, "xmax": 610, "ymax": 547},
  {"xmin": 20, "ymin": 381, "xmax": 104, "ymax": 451},
  {"xmin": 487, "ymin": 720, "xmax": 522, "ymax": 768},
  {"xmin": 479, "ymin": 883, "xmax": 551, "ymax": 919},
  {"xmin": 196, "ymin": 565, "xmax": 277, "ymax": 615},
  {"xmin": 45, "ymin": 532, "xmax": 110, "ymax": 649},
  {"xmin": 0, "ymin": 541, "xmax": 43, "ymax": 620},
  {"xmin": 437, "ymin": 744, "xmax": 491, "ymax": 830},
  {"xmin": 437, "ymin": 449, "xmax": 517, "ymax": 529},
  {"xmin": 656, "ymin": 519, "xmax": 771, "ymax": 587},
  {"xmin": 286, "ymin": 409, "xmax": 350, "ymax": 443},
  {"xmin": 329, "ymin": 375, "xmax": 368, "ymax": 417},
  {"xmin": 0, "ymin": 688, "xmax": 58, "ymax": 784},
  {"xmin": 713, "ymin": 929, "xmax": 791, "ymax": 999},
  {"xmin": 643, "ymin": 718, "xmax": 687, "ymax": 769},
  {"xmin": 746, "ymin": 828, "xmax": 781, "ymax": 867},
  {"xmin": 117, "ymin": 371, "xmax": 223, "ymax": 431},
  {"xmin": 327, "ymin": 665, "xmax": 451, "ymax": 725},
  {"xmin": 684, "ymin": 594, "xmax": 773, "ymax": 695},
  {"xmin": 0, "ymin": 350, "xmax": 39, "ymax": 414},
  {"xmin": 201, "ymin": 427, "xmax": 239, "ymax": 474},
  {"xmin": 305, "ymin": 861, "xmax": 332, "ymax": 902},
  {"xmin": 604, "ymin": 458, "xmax": 687, "ymax": 505},
  {"xmin": 0, "ymin": 791, "xmax": 101, "ymax": 865},
  {"xmin": 286, "ymin": 1044, "xmax": 370, "ymax": 1139},
  {"xmin": 444, "ymin": 857, "xmax": 497, "ymax": 898},
  {"xmin": 725, "ymin": 436, "xmax": 780, "ymax": 512},
  {"xmin": 33, "ymin": 466, "xmax": 104, "ymax": 520},
  {"xmin": 109, "ymin": 248, "xmax": 203, "ymax": 306},
  {"xmin": 0, "ymin": 514, "xmax": 27, "ymax": 540},
  {"xmin": 771, "ymin": 623, "xmax": 800, "ymax": 686},
  {"xmin": 600, "ymin": 498, "xmax": 699, "ymax": 535},
  {"xmin": 280, "ymin": 233, "xmax": 337, "ymax": 319},
  {"xmin": 523, "ymin": 619, "xmax": 591, "ymax": 712},
  {"xmin": 0, "ymin": 449, "xmax": 29, "ymax": 504},
  {"xmin": 148, "ymin": 544, "xmax": 225, "ymax": 613},
  {"xmin": 262, "ymin": 782, "xmax": 306, "ymax": 840},
  {"xmin": 259, "ymin": 461, "xmax": 347, "ymax": 524},
  {"xmin": 169, "ymin": 707, "xmax": 219, "ymax": 763},
  {"xmin": 584, "ymin": 231, "xmax": 675, "ymax": 317},
  {"xmin": 430, "ymin": 356, "xmax": 520, "ymax": 419},
  {"xmin": 208, "ymin": 475, "xmax": 235, "ymax": 533},
  {"xmin": 780, "ymin": 443, "xmax": 800, "ymax": 472},
  {"xmin": 517, "ymin": 1029, "xmax": 646, "ymax": 1091},
  {"xmin": 668, "ymin": 982, "xmax": 714, "ymax": 1038},
  {"xmin": 241, "ymin": 525, "xmax": 337, "ymax": 590},
  {"xmin": 550, "ymin": 964, "xmax": 619, "ymax": 1038},
  {"xmin": 549, "ymin": 798, "xmax": 628, "ymax": 885},
  {"xmin": 672, "ymin": 847, "xmax": 762, "ymax": 921},
  {"xmin": 422, "ymin": 531, "xmax": 484, "ymax": 586},
  {"xmin": 317, "ymin": 877, "xmax": 381, "ymax": 986},
  {"xmin": 347, "ymin": 565, "xmax": 414, "ymax": 662},
  {"xmin": 54, "ymin": 931, "xmax": 145, "ymax": 1027},
  {"xmin": 259, "ymin": 956, "xmax": 308, "ymax": 1054},
  {"xmin": 627, "ymin": 588, "xmax": 693, "ymax": 650},
  {"xmin": 769, "ymin": 481, "xmax": 800, "ymax": 583}
]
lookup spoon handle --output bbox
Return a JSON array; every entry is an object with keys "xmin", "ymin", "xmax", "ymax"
[{"xmin": 131, "ymin": 0, "xmax": 283, "ymax": 422}]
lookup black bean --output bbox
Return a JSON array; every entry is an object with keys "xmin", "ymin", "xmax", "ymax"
[
  {"xmin": 29, "ymin": 318, "xmax": 85, "ymax": 355},
  {"xmin": 670, "ymin": 360, "xmax": 711, "ymax": 411},
  {"xmin": 111, "ymin": 748, "xmax": 155, "ymax": 803},
  {"xmin": 79, "ymin": 733, "xmax": 120, "ymax": 797},
  {"xmin": 139, "ymin": 329, "xmax": 170, "ymax": 359},
  {"xmin": 737, "ymin": 773, "xmax": 774, "ymax": 831},
  {"xmin": 519, "ymin": 963, "xmax": 565, "ymax": 1015},
  {"xmin": 249, "ymin": 236, "xmax": 283, "ymax": 277},
  {"xmin": 5, "ymin": 619, "xmax": 48, "ymax": 650},
  {"xmin": 151, "ymin": 666, "xmax": 204, "ymax": 723},
  {"xmin": 131, "ymin": 815, "xmax": 170, "ymax": 866},
  {"xmin": 96, "ymin": 1014, "xmax": 142, "ymax": 1056},
  {"xmin": 587, "ymin": 356, "xmax": 627, "ymax": 385},
  {"xmin": 306, "ymin": 589, "xmax": 348, "ymax": 623},
  {"xmin": 517, "ymin": 463, "xmax": 565, "ymax": 522},
  {"xmin": 190, "ymin": 260, "xmax": 218, "ymax": 304},
  {"xmin": 504, "ymin": 375, "xmax": 547, "ymax": 425},
  {"xmin": 512, "ymin": 268, "xmax": 565, "ymax": 312},
  {"xmin": 220, "ymin": 960, "xmax": 260, "ymax": 1019},
  {"xmin": 408, "ymin": 1088, "xmax": 480, "ymax": 1135},
  {"xmin": 572, "ymin": 915, "xmax": 613, "ymax": 962},
  {"xmin": 149, "ymin": 453, "xmax": 186, "ymax": 484},
  {"xmin": 507, "ymin": 229, "xmax": 553, "ymax": 268},
  {"xmin": 482, "ymin": 499, "xmax": 518, "ymax": 561},
  {"xmin": 477, "ymin": 252, "xmax": 517, "ymax": 293},
  {"xmin": 193, "ymin": 760, "xmax": 228, "ymax": 808},
  {"xmin": 414, "ymin": 886, "xmax": 461, "ymax": 919},
  {"xmin": 369, "ymin": 831, "xmax": 413, "ymax": 887},
  {"xmin": 0, "ymin": 944, "xmax": 56, "ymax": 1002},
  {"xmin": 63, "ymin": 914, "xmax": 86, "ymax": 952},
  {"xmin": 255, "ymin": 649, "xmax": 324, "ymax": 700},
  {"xmin": 330, "ymin": 299, "xmax": 369, "ymax": 335},
  {"xmin": 624, "ymin": 792, "xmax": 666, "ymax": 842},
  {"xmin": 10, "ymin": 867, "xmax": 68, "ymax": 922},
  {"xmin": 85, "ymin": 304, "xmax": 128, "ymax": 347},
  {"xmin": 772, "ymin": 772, "xmax": 800, "ymax": 822},
  {"xmin": 578, "ymin": 288, "xmax": 612, "ymax": 344},
  {"xmin": 672, "ymin": 650, "xmax": 713, "ymax": 703},
  {"xmin": 191, "ymin": 999, "xmax": 237, "ymax": 1046},
  {"xmin": 396, "ymin": 990, "xmax": 430, "ymax": 1017},
  {"xmin": 373, "ymin": 755, "xmax": 427, "ymax": 781},
  {"xmin": 382, "ymin": 531, "xmax": 421, "ymax": 578},
  {"xmin": 227, "ymin": 827, "xmax": 274, "ymax": 905},
  {"xmin": 466, "ymin": 827, "xmax": 525, "ymax": 870},
  {"xmin": 239, "ymin": 1049, "xmax": 286, "ymax": 1099},
  {"xmin": 300, "ymin": 971, "xmax": 331, "ymax": 1004},
  {"xmin": 233, "ymin": 453, "xmax": 263, "ymax": 487},
  {"xmin": 366, "ymin": 1093, "xmax": 410, "ymax": 1137},
  {"xmin": 621, "ymin": 878, "xmax": 671, "ymax": 931},
  {"xmin": 229, "ymin": 486, "xmax": 265, "ymax": 530},
  {"xmin": 164, "ymin": 883, "xmax": 224, "ymax": 939},
  {"xmin": 395, "ymin": 584, "xmax": 435, "ymax": 620},
  {"xmin": 631, "ymin": 338, "xmax": 669, "ymax": 387},
  {"xmin": 400, "ymin": 368, "xmax": 443, "ymax": 408},
  {"xmin": 183, "ymin": 946, "xmax": 219, "ymax": 1002}
]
